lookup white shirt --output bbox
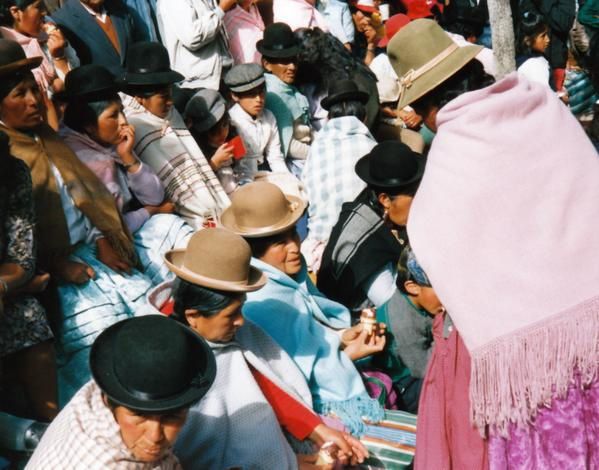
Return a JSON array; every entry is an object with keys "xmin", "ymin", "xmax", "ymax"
[
  {"xmin": 518, "ymin": 56, "xmax": 551, "ymax": 87},
  {"xmin": 228, "ymin": 103, "xmax": 289, "ymax": 184},
  {"xmin": 79, "ymin": 1, "xmax": 108, "ymax": 23}
]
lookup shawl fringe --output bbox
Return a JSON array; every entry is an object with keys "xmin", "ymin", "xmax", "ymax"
[
  {"xmin": 470, "ymin": 295, "xmax": 599, "ymax": 435},
  {"xmin": 315, "ymin": 394, "xmax": 385, "ymax": 436}
]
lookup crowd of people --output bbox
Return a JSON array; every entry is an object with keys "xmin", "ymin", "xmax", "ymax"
[{"xmin": 0, "ymin": 0, "xmax": 598, "ymax": 468}]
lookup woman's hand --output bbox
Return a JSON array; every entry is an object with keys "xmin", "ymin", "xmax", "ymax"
[
  {"xmin": 296, "ymin": 453, "xmax": 332, "ymax": 470},
  {"xmin": 55, "ymin": 259, "xmax": 95, "ymax": 285},
  {"xmin": 96, "ymin": 237, "xmax": 132, "ymax": 274},
  {"xmin": 398, "ymin": 109, "xmax": 423, "ymax": 129},
  {"xmin": 144, "ymin": 200, "xmax": 176, "ymax": 216},
  {"xmin": 116, "ymin": 125, "xmax": 137, "ymax": 167},
  {"xmin": 44, "ymin": 25, "xmax": 67, "ymax": 59},
  {"xmin": 343, "ymin": 328, "xmax": 386, "ymax": 361},
  {"xmin": 340, "ymin": 323, "xmax": 364, "ymax": 348},
  {"xmin": 310, "ymin": 424, "xmax": 369, "ymax": 466},
  {"xmin": 209, "ymin": 143, "xmax": 234, "ymax": 171}
]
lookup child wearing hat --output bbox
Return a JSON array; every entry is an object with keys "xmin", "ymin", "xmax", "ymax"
[{"xmin": 225, "ymin": 63, "xmax": 292, "ymax": 185}]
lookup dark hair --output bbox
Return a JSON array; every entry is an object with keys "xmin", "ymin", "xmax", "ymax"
[
  {"xmin": 587, "ymin": 33, "xmax": 599, "ymax": 89},
  {"xmin": 410, "ymin": 58, "xmax": 495, "ymax": 115},
  {"xmin": 63, "ymin": 96, "xmax": 120, "ymax": 134},
  {"xmin": 171, "ymin": 278, "xmax": 239, "ymax": 325},
  {"xmin": 0, "ymin": 0, "xmax": 40, "ymax": 27},
  {"xmin": 126, "ymin": 83, "xmax": 172, "ymax": 98},
  {"xmin": 244, "ymin": 227, "xmax": 298, "ymax": 259},
  {"xmin": 294, "ymin": 28, "xmax": 377, "ymax": 92},
  {"xmin": 328, "ymin": 100, "xmax": 367, "ymax": 121},
  {"xmin": 516, "ymin": 10, "xmax": 548, "ymax": 56},
  {"xmin": 444, "ymin": 18, "xmax": 485, "ymax": 40}
]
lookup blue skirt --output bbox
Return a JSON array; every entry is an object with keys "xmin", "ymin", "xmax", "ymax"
[{"xmin": 56, "ymin": 214, "xmax": 193, "ymax": 406}]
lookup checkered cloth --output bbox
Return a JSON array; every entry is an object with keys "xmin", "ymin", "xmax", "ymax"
[
  {"xmin": 302, "ymin": 116, "xmax": 376, "ymax": 242},
  {"xmin": 26, "ymin": 381, "xmax": 182, "ymax": 470}
]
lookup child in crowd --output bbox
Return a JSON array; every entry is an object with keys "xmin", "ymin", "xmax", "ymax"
[
  {"xmin": 184, "ymin": 89, "xmax": 238, "ymax": 195},
  {"xmin": 225, "ymin": 63, "xmax": 291, "ymax": 185},
  {"xmin": 516, "ymin": 11, "xmax": 552, "ymax": 87}
]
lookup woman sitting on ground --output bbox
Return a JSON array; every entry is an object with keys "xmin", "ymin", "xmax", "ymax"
[
  {"xmin": 317, "ymin": 141, "xmax": 425, "ymax": 311},
  {"xmin": 0, "ymin": 130, "xmax": 56, "ymax": 422},
  {"xmin": 149, "ymin": 228, "xmax": 367, "ymax": 469},
  {"xmin": 0, "ymin": 39, "xmax": 192, "ymax": 406}
]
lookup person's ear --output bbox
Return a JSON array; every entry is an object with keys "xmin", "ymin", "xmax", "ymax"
[
  {"xmin": 262, "ymin": 58, "xmax": 272, "ymax": 73},
  {"xmin": 134, "ymin": 96, "xmax": 145, "ymax": 106},
  {"xmin": 9, "ymin": 6, "xmax": 21, "ymax": 24},
  {"xmin": 184, "ymin": 309, "xmax": 199, "ymax": 329},
  {"xmin": 404, "ymin": 280, "xmax": 421, "ymax": 297},
  {"xmin": 378, "ymin": 193, "xmax": 391, "ymax": 210},
  {"xmin": 231, "ymin": 93, "xmax": 240, "ymax": 103}
]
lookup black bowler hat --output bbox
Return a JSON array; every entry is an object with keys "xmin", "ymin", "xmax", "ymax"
[
  {"xmin": 355, "ymin": 140, "xmax": 425, "ymax": 191},
  {"xmin": 90, "ymin": 315, "xmax": 216, "ymax": 413},
  {"xmin": 0, "ymin": 39, "xmax": 42, "ymax": 79},
  {"xmin": 321, "ymin": 79, "xmax": 369, "ymax": 110},
  {"xmin": 55, "ymin": 64, "xmax": 122, "ymax": 102},
  {"xmin": 124, "ymin": 41, "xmax": 184, "ymax": 86},
  {"xmin": 256, "ymin": 23, "xmax": 299, "ymax": 59}
]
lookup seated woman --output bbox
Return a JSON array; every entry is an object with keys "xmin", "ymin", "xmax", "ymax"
[
  {"xmin": 317, "ymin": 141, "xmax": 425, "ymax": 310},
  {"xmin": 122, "ymin": 41, "xmax": 230, "ymax": 229},
  {"xmin": 27, "ymin": 315, "xmax": 216, "ymax": 469},
  {"xmin": 0, "ymin": 130, "xmax": 56, "ymax": 422},
  {"xmin": 0, "ymin": 39, "xmax": 192, "ymax": 406},
  {"xmin": 59, "ymin": 64, "xmax": 176, "ymax": 236},
  {"xmin": 150, "ymin": 228, "xmax": 367, "ymax": 469},
  {"xmin": 221, "ymin": 182, "xmax": 418, "ymax": 467}
]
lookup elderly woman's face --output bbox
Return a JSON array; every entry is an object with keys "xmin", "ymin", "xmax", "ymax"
[
  {"xmin": 263, "ymin": 57, "xmax": 297, "ymax": 85},
  {"xmin": 11, "ymin": 0, "xmax": 47, "ymax": 36},
  {"xmin": 0, "ymin": 77, "xmax": 43, "ymax": 130},
  {"xmin": 259, "ymin": 228, "xmax": 302, "ymax": 276},
  {"xmin": 185, "ymin": 296, "xmax": 246, "ymax": 343},
  {"xmin": 112, "ymin": 405, "xmax": 188, "ymax": 463}
]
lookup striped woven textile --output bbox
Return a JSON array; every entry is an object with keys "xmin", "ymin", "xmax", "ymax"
[{"xmin": 360, "ymin": 410, "xmax": 417, "ymax": 469}]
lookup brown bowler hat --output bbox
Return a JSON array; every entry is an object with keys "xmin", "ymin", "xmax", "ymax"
[
  {"xmin": 0, "ymin": 39, "xmax": 42, "ymax": 79},
  {"xmin": 164, "ymin": 228, "xmax": 266, "ymax": 292},
  {"xmin": 220, "ymin": 182, "xmax": 306, "ymax": 238}
]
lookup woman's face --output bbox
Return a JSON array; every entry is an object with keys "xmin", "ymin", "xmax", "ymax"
[
  {"xmin": 352, "ymin": 10, "xmax": 371, "ymax": 32},
  {"xmin": 379, "ymin": 193, "xmax": 414, "ymax": 226},
  {"xmin": 0, "ymin": 77, "xmax": 44, "ymax": 130},
  {"xmin": 112, "ymin": 405, "xmax": 187, "ymax": 463},
  {"xmin": 136, "ymin": 86, "xmax": 173, "ymax": 119},
  {"xmin": 185, "ymin": 296, "xmax": 246, "ymax": 343},
  {"xmin": 85, "ymin": 100, "xmax": 127, "ymax": 146},
  {"xmin": 206, "ymin": 115, "xmax": 230, "ymax": 147},
  {"xmin": 263, "ymin": 57, "xmax": 297, "ymax": 85},
  {"xmin": 259, "ymin": 228, "xmax": 302, "ymax": 276},
  {"xmin": 530, "ymin": 29, "xmax": 550, "ymax": 54},
  {"xmin": 11, "ymin": 0, "xmax": 47, "ymax": 36}
]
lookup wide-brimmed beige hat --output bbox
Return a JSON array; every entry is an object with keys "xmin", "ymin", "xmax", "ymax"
[
  {"xmin": 164, "ymin": 228, "xmax": 266, "ymax": 292},
  {"xmin": 387, "ymin": 19, "xmax": 482, "ymax": 110},
  {"xmin": 221, "ymin": 182, "xmax": 306, "ymax": 238}
]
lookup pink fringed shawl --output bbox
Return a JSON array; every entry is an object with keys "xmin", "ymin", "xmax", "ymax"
[{"xmin": 407, "ymin": 73, "xmax": 599, "ymax": 433}]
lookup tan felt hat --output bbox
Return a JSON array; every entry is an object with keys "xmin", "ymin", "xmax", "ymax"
[
  {"xmin": 387, "ymin": 19, "xmax": 482, "ymax": 110},
  {"xmin": 164, "ymin": 228, "xmax": 266, "ymax": 292},
  {"xmin": 220, "ymin": 182, "xmax": 306, "ymax": 238}
]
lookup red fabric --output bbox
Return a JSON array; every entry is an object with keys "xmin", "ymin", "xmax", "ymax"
[
  {"xmin": 552, "ymin": 68, "xmax": 566, "ymax": 91},
  {"xmin": 159, "ymin": 299, "xmax": 175, "ymax": 316},
  {"xmin": 250, "ymin": 366, "xmax": 322, "ymax": 440}
]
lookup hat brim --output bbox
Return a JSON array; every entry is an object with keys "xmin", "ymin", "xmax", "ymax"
[
  {"xmin": 397, "ymin": 44, "xmax": 482, "ymax": 109},
  {"xmin": 0, "ymin": 56, "xmax": 43, "ymax": 78},
  {"xmin": 220, "ymin": 194, "xmax": 306, "ymax": 238},
  {"xmin": 227, "ymin": 76, "xmax": 266, "ymax": 94},
  {"xmin": 256, "ymin": 41, "xmax": 300, "ymax": 59},
  {"xmin": 124, "ymin": 70, "xmax": 185, "ymax": 86},
  {"xmin": 54, "ymin": 83, "xmax": 123, "ymax": 102},
  {"xmin": 354, "ymin": 149, "xmax": 425, "ymax": 189},
  {"xmin": 90, "ymin": 318, "xmax": 216, "ymax": 413},
  {"xmin": 321, "ymin": 89, "xmax": 370, "ymax": 110},
  {"xmin": 164, "ymin": 250, "xmax": 267, "ymax": 292}
]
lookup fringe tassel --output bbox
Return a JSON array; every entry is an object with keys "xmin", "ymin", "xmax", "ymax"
[
  {"xmin": 315, "ymin": 393, "xmax": 385, "ymax": 436},
  {"xmin": 469, "ymin": 295, "xmax": 599, "ymax": 436}
]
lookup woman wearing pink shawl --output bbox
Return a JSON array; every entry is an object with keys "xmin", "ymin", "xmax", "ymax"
[
  {"xmin": 388, "ymin": 19, "xmax": 599, "ymax": 470},
  {"xmin": 223, "ymin": 0, "xmax": 265, "ymax": 65},
  {"xmin": 273, "ymin": 0, "xmax": 330, "ymax": 32}
]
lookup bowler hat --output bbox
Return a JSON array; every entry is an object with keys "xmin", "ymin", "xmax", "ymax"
[
  {"xmin": 387, "ymin": 19, "xmax": 482, "ymax": 109},
  {"xmin": 225, "ymin": 63, "xmax": 265, "ymax": 93},
  {"xmin": 321, "ymin": 79, "xmax": 369, "ymax": 110},
  {"xmin": 0, "ymin": 39, "xmax": 42, "ymax": 78},
  {"xmin": 55, "ymin": 64, "xmax": 122, "ymax": 102},
  {"xmin": 184, "ymin": 89, "xmax": 227, "ymax": 134},
  {"xmin": 355, "ymin": 140, "xmax": 425, "ymax": 190},
  {"xmin": 164, "ymin": 228, "xmax": 267, "ymax": 292},
  {"xmin": 256, "ymin": 23, "xmax": 299, "ymax": 59},
  {"xmin": 124, "ymin": 41, "xmax": 184, "ymax": 86},
  {"xmin": 221, "ymin": 182, "xmax": 306, "ymax": 238},
  {"xmin": 90, "ymin": 315, "xmax": 216, "ymax": 413}
]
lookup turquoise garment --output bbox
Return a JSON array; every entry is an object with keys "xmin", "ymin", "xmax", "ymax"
[
  {"xmin": 264, "ymin": 73, "xmax": 310, "ymax": 156},
  {"xmin": 565, "ymin": 69, "xmax": 598, "ymax": 116},
  {"xmin": 56, "ymin": 214, "xmax": 192, "ymax": 406},
  {"xmin": 244, "ymin": 257, "xmax": 384, "ymax": 435}
]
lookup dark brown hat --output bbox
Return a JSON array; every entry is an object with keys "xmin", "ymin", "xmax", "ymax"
[{"xmin": 0, "ymin": 39, "xmax": 42, "ymax": 79}]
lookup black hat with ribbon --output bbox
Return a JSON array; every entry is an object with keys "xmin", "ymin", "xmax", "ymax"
[
  {"xmin": 54, "ymin": 64, "xmax": 122, "ymax": 102},
  {"xmin": 90, "ymin": 315, "xmax": 216, "ymax": 412},
  {"xmin": 124, "ymin": 41, "xmax": 184, "ymax": 86},
  {"xmin": 321, "ymin": 79, "xmax": 369, "ymax": 110},
  {"xmin": 256, "ymin": 23, "xmax": 300, "ymax": 59}
]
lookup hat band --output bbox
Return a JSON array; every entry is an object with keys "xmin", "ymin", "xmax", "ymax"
[
  {"xmin": 264, "ymin": 43, "xmax": 294, "ymax": 51},
  {"xmin": 398, "ymin": 43, "xmax": 460, "ymax": 103}
]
